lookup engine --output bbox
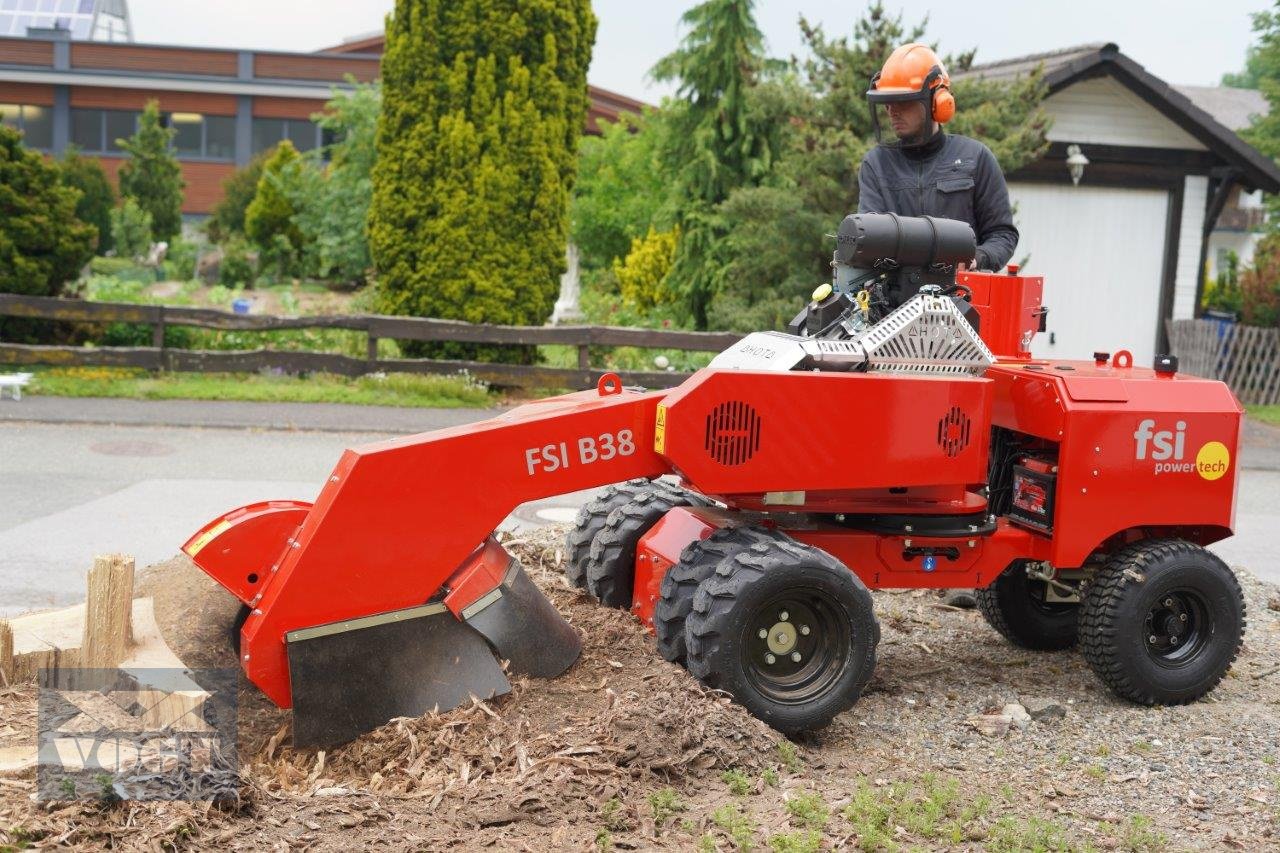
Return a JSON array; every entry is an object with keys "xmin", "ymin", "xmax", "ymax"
[{"xmin": 709, "ymin": 213, "xmax": 994, "ymax": 377}]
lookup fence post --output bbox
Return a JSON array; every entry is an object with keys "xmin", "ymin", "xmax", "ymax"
[
  {"xmin": 577, "ymin": 344, "xmax": 590, "ymax": 370},
  {"xmin": 367, "ymin": 332, "xmax": 379, "ymax": 370},
  {"xmin": 152, "ymin": 307, "xmax": 166, "ymax": 356}
]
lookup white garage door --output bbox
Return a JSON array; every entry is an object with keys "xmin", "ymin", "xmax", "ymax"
[{"xmin": 1007, "ymin": 182, "xmax": 1169, "ymax": 366}]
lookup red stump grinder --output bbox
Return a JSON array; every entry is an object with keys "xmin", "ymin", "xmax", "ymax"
[{"xmin": 184, "ymin": 213, "xmax": 1245, "ymax": 746}]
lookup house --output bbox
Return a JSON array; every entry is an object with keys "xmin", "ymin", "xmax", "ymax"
[
  {"xmin": 0, "ymin": 3, "xmax": 646, "ymax": 216},
  {"xmin": 1175, "ymin": 84, "xmax": 1269, "ymax": 282},
  {"xmin": 957, "ymin": 43, "xmax": 1280, "ymax": 364}
]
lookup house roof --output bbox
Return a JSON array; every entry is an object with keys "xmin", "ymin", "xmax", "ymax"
[
  {"xmin": 956, "ymin": 42, "xmax": 1280, "ymax": 193},
  {"xmin": 1174, "ymin": 84, "xmax": 1268, "ymax": 131}
]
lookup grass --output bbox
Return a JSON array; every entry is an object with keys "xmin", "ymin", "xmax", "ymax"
[
  {"xmin": 1248, "ymin": 405, "xmax": 1280, "ymax": 426},
  {"xmin": 722, "ymin": 768, "xmax": 753, "ymax": 796},
  {"xmin": 711, "ymin": 803, "xmax": 757, "ymax": 851},
  {"xmin": 842, "ymin": 775, "xmax": 991, "ymax": 851},
  {"xmin": 649, "ymin": 787, "xmax": 685, "ymax": 827},
  {"xmin": 17, "ymin": 366, "xmax": 494, "ymax": 409},
  {"xmin": 784, "ymin": 791, "xmax": 829, "ymax": 831}
]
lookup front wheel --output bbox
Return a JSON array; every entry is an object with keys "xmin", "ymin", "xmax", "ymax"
[
  {"xmin": 1079, "ymin": 539, "xmax": 1245, "ymax": 705},
  {"xmin": 685, "ymin": 535, "xmax": 879, "ymax": 734}
]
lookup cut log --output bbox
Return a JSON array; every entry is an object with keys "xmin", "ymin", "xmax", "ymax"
[
  {"xmin": 0, "ymin": 621, "xmax": 11, "ymax": 686},
  {"xmin": 81, "ymin": 554, "xmax": 135, "ymax": 669}
]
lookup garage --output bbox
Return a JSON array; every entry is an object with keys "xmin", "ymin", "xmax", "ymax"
[
  {"xmin": 959, "ymin": 44, "xmax": 1280, "ymax": 363},
  {"xmin": 1009, "ymin": 182, "xmax": 1170, "ymax": 365}
]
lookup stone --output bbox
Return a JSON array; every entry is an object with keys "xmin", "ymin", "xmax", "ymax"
[
  {"xmin": 967, "ymin": 714, "xmax": 1013, "ymax": 737},
  {"xmin": 1002, "ymin": 702, "xmax": 1031, "ymax": 729},
  {"xmin": 1022, "ymin": 697, "xmax": 1068, "ymax": 721}
]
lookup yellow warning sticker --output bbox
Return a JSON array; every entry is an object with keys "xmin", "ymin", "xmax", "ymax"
[
  {"xmin": 186, "ymin": 519, "xmax": 231, "ymax": 557},
  {"xmin": 654, "ymin": 405, "xmax": 667, "ymax": 454}
]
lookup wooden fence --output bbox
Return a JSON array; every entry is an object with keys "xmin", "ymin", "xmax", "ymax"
[
  {"xmin": 1166, "ymin": 318, "xmax": 1280, "ymax": 405},
  {"xmin": 0, "ymin": 293, "xmax": 742, "ymax": 390}
]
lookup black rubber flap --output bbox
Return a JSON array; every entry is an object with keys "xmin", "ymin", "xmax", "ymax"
[
  {"xmin": 287, "ymin": 604, "xmax": 511, "ymax": 749},
  {"xmin": 465, "ymin": 560, "xmax": 582, "ymax": 679}
]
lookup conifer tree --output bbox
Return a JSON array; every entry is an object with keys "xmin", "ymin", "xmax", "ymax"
[
  {"xmin": 117, "ymin": 100, "xmax": 185, "ymax": 243},
  {"xmin": 369, "ymin": 0, "xmax": 596, "ymax": 359}
]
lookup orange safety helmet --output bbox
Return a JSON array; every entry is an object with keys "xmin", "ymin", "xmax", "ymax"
[{"xmin": 867, "ymin": 43, "xmax": 955, "ymax": 141}]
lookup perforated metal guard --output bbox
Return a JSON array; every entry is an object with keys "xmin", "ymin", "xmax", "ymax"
[{"xmin": 857, "ymin": 295, "xmax": 995, "ymax": 376}]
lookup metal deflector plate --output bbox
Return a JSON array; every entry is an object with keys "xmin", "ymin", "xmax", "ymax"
[
  {"xmin": 464, "ymin": 560, "xmax": 582, "ymax": 678},
  {"xmin": 286, "ymin": 604, "xmax": 511, "ymax": 749}
]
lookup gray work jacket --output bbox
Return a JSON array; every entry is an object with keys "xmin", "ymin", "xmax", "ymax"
[{"xmin": 857, "ymin": 134, "xmax": 1019, "ymax": 271}]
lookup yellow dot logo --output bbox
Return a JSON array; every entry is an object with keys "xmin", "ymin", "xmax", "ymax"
[{"xmin": 1195, "ymin": 441, "xmax": 1230, "ymax": 481}]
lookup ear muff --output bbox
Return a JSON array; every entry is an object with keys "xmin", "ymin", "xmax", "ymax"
[{"xmin": 932, "ymin": 86, "xmax": 955, "ymax": 123}]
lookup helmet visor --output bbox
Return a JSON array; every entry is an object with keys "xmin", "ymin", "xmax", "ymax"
[{"xmin": 869, "ymin": 92, "xmax": 934, "ymax": 148}]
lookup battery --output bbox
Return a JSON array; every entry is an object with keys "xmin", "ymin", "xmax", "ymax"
[{"xmin": 1009, "ymin": 461, "xmax": 1056, "ymax": 533}]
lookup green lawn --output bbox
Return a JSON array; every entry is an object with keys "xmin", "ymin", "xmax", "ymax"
[
  {"xmin": 13, "ymin": 366, "xmax": 495, "ymax": 409},
  {"xmin": 1247, "ymin": 405, "xmax": 1280, "ymax": 427}
]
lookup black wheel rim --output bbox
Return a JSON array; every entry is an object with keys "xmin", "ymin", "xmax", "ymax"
[
  {"xmin": 741, "ymin": 588, "xmax": 851, "ymax": 705},
  {"xmin": 1143, "ymin": 588, "xmax": 1211, "ymax": 666}
]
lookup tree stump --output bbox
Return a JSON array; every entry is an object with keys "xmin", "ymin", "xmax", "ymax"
[{"xmin": 80, "ymin": 554, "xmax": 135, "ymax": 669}]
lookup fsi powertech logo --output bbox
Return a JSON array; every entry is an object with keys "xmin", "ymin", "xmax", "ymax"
[{"xmin": 1133, "ymin": 419, "xmax": 1230, "ymax": 480}]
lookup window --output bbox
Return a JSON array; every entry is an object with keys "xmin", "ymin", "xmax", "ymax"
[
  {"xmin": 206, "ymin": 115, "xmax": 235, "ymax": 160},
  {"xmin": 67, "ymin": 108, "xmax": 236, "ymax": 160},
  {"xmin": 170, "ymin": 112, "xmax": 202, "ymax": 157},
  {"xmin": 104, "ymin": 109, "xmax": 135, "ymax": 152},
  {"xmin": 252, "ymin": 117, "xmax": 319, "ymax": 154},
  {"xmin": 0, "ymin": 103, "xmax": 52, "ymax": 149}
]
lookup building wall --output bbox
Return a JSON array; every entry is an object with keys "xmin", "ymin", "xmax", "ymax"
[
  {"xmin": 1045, "ymin": 77, "xmax": 1208, "ymax": 151},
  {"xmin": 1172, "ymin": 174, "xmax": 1208, "ymax": 320}
]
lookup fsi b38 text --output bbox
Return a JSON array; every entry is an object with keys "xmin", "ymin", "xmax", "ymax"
[{"xmin": 525, "ymin": 430, "xmax": 636, "ymax": 475}]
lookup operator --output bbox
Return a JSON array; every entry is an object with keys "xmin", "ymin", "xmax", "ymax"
[{"xmin": 858, "ymin": 43, "xmax": 1018, "ymax": 272}]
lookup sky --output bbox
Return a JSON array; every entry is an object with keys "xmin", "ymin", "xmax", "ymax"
[{"xmin": 125, "ymin": 0, "xmax": 1268, "ymax": 103}]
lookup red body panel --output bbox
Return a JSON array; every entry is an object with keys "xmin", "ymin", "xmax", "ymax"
[
  {"xmin": 181, "ymin": 500, "xmax": 310, "ymax": 605},
  {"xmin": 657, "ymin": 370, "xmax": 992, "ymax": 510},
  {"xmin": 987, "ymin": 360, "xmax": 1242, "ymax": 568},
  {"xmin": 963, "ymin": 270, "xmax": 1044, "ymax": 359}
]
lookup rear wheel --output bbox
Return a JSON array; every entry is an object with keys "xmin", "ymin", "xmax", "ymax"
[
  {"xmin": 685, "ymin": 534, "xmax": 878, "ymax": 734},
  {"xmin": 654, "ymin": 525, "xmax": 783, "ymax": 664},
  {"xmin": 976, "ymin": 563, "xmax": 1078, "ymax": 650},
  {"xmin": 1079, "ymin": 539, "xmax": 1245, "ymax": 705},
  {"xmin": 586, "ymin": 487, "xmax": 706, "ymax": 607},
  {"xmin": 565, "ymin": 479, "xmax": 671, "ymax": 590}
]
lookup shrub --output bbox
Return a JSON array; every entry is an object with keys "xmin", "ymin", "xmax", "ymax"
[
  {"xmin": 117, "ymin": 100, "xmax": 185, "ymax": 244},
  {"xmin": 218, "ymin": 237, "xmax": 257, "ymax": 287},
  {"xmin": 614, "ymin": 226, "xmax": 679, "ymax": 311},
  {"xmin": 245, "ymin": 140, "xmax": 306, "ymax": 277},
  {"xmin": 369, "ymin": 0, "xmax": 597, "ymax": 362},
  {"xmin": 1240, "ymin": 234, "xmax": 1280, "ymax": 326},
  {"xmin": 88, "ymin": 256, "xmax": 153, "ymax": 283},
  {"xmin": 57, "ymin": 147, "xmax": 116, "ymax": 255},
  {"xmin": 165, "ymin": 237, "xmax": 199, "ymax": 281},
  {"xmin": 0, "ymin": 124, "xmax": 96, "ymax": 297},
  {"xmin": 109, "ymin": 198, "xmax": 153, "ymax": 260},
  {"xmin": 1202, "ymin": 250, "xmax": 1242, "ymax": 316},
  {"xmin": 207, "ymin": 151, "xmax": 267, "ymax": 242}
]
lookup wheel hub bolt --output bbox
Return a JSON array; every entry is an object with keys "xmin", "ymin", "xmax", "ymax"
[
  {"xmin": 1149, "ymin": 635, "xmax": 1159, "ymax": 644},
  {"xmin": 1164, "ymin": 598, "xmax": 1174, "ymax": 607},
  {"xmin": 758, "ymin": 629, "xmax": 768, "ymax": 639},
  {"xmin": 779, "ymin": 610, "xmax": 789, "ymax": 621},
  {"xmin": 1170, "ymin": 636, "xmax": 1179, "ymax": 645},
  {"xmin": 790, "ymin": 652, "xmax": 802, "ymax": 663},
  {"xmin": 1179, "ymin": 613, "xmax": 1187, "ymax": 622},
  {"xmin": 800, "ymin": 625, "xmax": 811, "ymax": 636},
  {"xmin": 765, "ymin": 653, "xmax": 776, "ymax": 665},
  {"xmin": 776, "ymin": 633, "xmax": 787, "ymax": 644}
]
